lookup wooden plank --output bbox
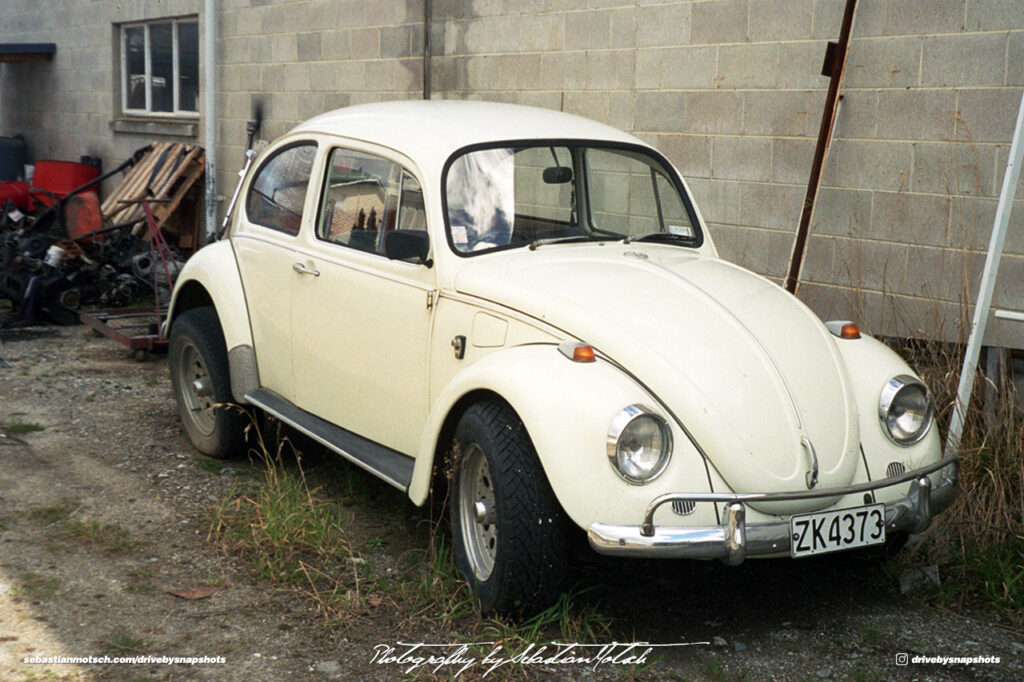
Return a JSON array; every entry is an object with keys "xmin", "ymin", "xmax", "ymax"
[
  {"xmin": 101, "ymin": 143, "xmax": 161, "ymax": 213},
  {"xmin": 153, "ymin": 151, "xmax": 205, "ymax": 229},
  {"xmin": 100, "ymin": 143, "xmax": 204, "ymax": 247},
  {"xmin": 102, "ymin": 143, "xmax": 168, "ymax": 223}
]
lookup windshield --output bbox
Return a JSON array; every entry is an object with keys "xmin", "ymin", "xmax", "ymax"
[{"xmin": 444, "ymin": 143, "xmax": 700, "ymax": 255}]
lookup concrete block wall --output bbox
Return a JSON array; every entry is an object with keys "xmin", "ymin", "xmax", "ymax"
[
  {"xmin": 0, "ymin": 0, "xmax": 427, "ymax": 222},
  {"xmin": 0, "ymin": 0, "xmax": 201, "ymax": 191},
  {"xmin": 431, "ymin": 0, "xmax": 1024, "ymax": 347},
  {"xmin": 1, "ymin": 0, "xmax": 1022, "ymax": 346},
  {"xmin": 216, "ymin": 0, "xmax": 426, "ymax": 213}
]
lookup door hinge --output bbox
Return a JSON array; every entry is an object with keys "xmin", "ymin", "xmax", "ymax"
[{"xmin": 426, "ymin": 290, "xmax": 436, "ymax": 309}]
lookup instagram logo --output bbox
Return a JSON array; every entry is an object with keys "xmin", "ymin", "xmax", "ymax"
[{"xmin": 895, "ymin": 653, "xmax": 909, "ymax": 666}]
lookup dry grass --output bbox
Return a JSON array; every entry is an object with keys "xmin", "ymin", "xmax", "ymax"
[
  {"xmin": 800, "ymin": 138, "xmax": 1024, "ymax": 615},
  {"xmin": 205, "ymin": 418, "xmax": 619, "ymax": 662},
  {"xmin": 207, "ymin": 424, "xmax": 365, "ymax": 626},
  {"xmin": 888, "ymin": 336, "xmax": 1024, "ymax": 615}
]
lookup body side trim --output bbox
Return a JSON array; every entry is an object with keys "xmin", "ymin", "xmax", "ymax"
[{"xmin": 245, "ymin": 388, "xmax": 414, "ymax": 491}]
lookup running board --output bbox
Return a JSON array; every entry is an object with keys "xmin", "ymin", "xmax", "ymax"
[{"xmin": 245, "ymin": 388, "xmax": 414, "ymax": 492}]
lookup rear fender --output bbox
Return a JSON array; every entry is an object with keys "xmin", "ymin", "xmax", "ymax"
[
  {"xmin": 832, "ymin": 334, "xmax": 944, "ymax": 501},
  {"xmin": 166, "ymin": 241, "xmax": 257, "ymax": 401}
]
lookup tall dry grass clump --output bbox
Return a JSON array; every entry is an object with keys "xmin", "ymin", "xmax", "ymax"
[{"xmin": 895, "ymin": 337, "xmax": 1024, "ymax": 614}]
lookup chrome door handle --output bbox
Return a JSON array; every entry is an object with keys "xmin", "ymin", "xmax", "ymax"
[{"xmin": 292, "ymin": 262, "xmax": 320, "ymax": 277}]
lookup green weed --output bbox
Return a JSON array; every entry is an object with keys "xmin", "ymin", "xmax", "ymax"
[
  {"xmin": 58, "ymin": 519, "xmax": 136, "ymax": 554},
  {"xmin": 28, "ymin": 499, "xmax": 80, "ymax": 525},
  {"xmin": 101, "ymin": 631, "xmax": 152, "ymax": 655},
  {"xmin": 8, "ymin": 422, "xmax": 43, "ymax": 434},
  {"xmin": 858, "ymin": 623, "xmax": 883, "ymax": 644},
  {"xmin": 195, "ymin": 456, "xmax": 227, "ymax": 475},
  {"xmin": 12, "ymin": 571, "xmax": 59, "ymax": 601},
  {"xmin": 125, "ymin": 565, "xmax": 156, "ymax": 594}
]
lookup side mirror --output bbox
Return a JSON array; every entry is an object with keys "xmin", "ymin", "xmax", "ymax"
[
  {"xmin": 384, "ymin": 229, "xmax": 431, "ymax": 266},
  {"xmin": 542, "ymin": 166, "xmax": 573, "ymax": 184}
]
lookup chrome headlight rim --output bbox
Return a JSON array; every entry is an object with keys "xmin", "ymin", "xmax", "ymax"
[
  {"xmin": 606, "ymin": 404, "xmax": 673, "ymax": 485},
  {"xmin": 878, "ymin": 374, "xmax": 934, "ymax": 446}
]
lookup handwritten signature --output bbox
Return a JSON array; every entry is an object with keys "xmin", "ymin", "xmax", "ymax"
[{"xmin": 369, "ymin": 640, "xmax": 707, "ymax": 677}]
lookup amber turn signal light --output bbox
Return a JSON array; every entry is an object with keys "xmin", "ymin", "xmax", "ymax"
[
  {"xmin": 557, "ymin": 341, "xmax": 597, "ymax": 363},
  {"xmin": 825, "ymin": 320, "xmax": 862, "ymax": 340},
  {"xmin": 573, "ymin": 345, "xmax": 596, "ymax": 362}
]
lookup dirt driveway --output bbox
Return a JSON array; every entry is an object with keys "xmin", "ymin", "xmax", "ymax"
[{"xmin": 0, "ymin": 324, "xmax": 1022, "ymax": 681}]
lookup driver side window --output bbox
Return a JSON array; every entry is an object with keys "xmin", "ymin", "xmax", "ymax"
[{"xmin": 245, "ymin": 143, "xmax": 317, "ymax": 236}]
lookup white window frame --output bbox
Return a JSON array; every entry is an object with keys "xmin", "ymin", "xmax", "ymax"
[{"xmin": 120, "ymin": 18, "xmax": 199, "ymax": 118}]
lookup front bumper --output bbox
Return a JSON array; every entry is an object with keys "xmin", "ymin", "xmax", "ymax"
[{"xmin": 588, "ymin": 454, "xmax": 958, "ymax": 564}]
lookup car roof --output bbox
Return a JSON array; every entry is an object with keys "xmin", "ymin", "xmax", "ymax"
[{"xmin": 289, "ymin": 100, "xmax": 644, "ymax": 161}]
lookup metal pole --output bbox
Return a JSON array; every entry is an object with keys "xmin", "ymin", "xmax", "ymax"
[
  {"xmin": 203, "ymin": 0, "xmax": 217, "ymax": 244},
  {"xmin": 945, "ymin": 87, "xmax": 1024, "ymax": 456},
  {"xmin": 784, "ymin": 0, "xmax": 857, "ymax": 294},
  {"xmin": 423, "ymin": 0, "xmax": 432, "ymax": 100}
]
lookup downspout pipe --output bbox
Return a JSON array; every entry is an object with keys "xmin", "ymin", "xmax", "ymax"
[
  {"xmin": 423, "ymin": 0, "xmax": 431, "ymax": 100},
  {"xmin": 203, "ymin": 0, "xmax": 217, "ymax": 244}
]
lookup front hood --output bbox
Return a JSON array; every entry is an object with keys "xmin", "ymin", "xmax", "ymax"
[{"xmin": 454, "ymin": 244, "xmax": 860, "ymax": 509}]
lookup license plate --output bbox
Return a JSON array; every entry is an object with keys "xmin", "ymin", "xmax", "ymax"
[{"xmin": 790, "ymin": 504, "xmax": 886, "ymax": 558}]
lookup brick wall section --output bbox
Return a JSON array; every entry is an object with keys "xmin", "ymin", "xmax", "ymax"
[{"xmin": 1, "ymin": 0, "xmax": 1022, "ymax": 346}]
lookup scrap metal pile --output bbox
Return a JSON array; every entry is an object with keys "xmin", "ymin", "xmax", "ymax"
[{"xmin": 0, "ymin": 143, "xmax": 205, "ymax": 327}]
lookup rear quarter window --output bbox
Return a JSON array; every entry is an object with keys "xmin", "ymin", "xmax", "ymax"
[{"xmin": 245, "ymin": 142, "xmax": 317, "ymax": 235}]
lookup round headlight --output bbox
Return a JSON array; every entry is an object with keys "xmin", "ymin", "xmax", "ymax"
[
  {"xmin": 607, "ymin": 405, "xmax": 672, "ymax": 484},
  {"xmin": 878, "ymin": 375, "xmax": 934, "ymax": 445}
]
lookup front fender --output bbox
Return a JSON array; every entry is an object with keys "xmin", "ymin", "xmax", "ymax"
[
  {"xmin": 410, "ymin": 345, "xmax": 716, "ymax": 530},
  {"xmin": 166, "ymin": 240, "xmax": 257, "ymax": 401},
  {"xmin": 832, "ymin": 334, "xmax": 944, "ymax": 502}
]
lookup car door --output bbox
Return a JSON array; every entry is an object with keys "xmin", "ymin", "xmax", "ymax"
[
  {"xmin": 290, "ymin": 145, "xmax": 435, "ymax": 456},
  {"xmin": 232, "ymin": 141, "xmax": 319, "ymax": 401}
]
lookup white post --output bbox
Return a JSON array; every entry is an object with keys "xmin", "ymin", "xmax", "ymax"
[
  {"xmin": 203, "ymin": 0, "xmax": 217, "ymax": 244},
  {"xmin": 945, "ymin": 88, "xmax": 1024, "ymax": 456}
]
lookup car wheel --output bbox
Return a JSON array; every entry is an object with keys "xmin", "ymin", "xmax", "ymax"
[
  {"xmin": 169, "ymin": 306, "xmax": 245, "ymax": 459},
  {"xmin": 450, "ymin": 401, "xmax": 568, "ymax": 616}
]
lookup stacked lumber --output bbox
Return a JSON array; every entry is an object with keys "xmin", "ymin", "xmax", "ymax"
[{"xmin": 100, "ymin": 143, "xmax": 205, "ymax": 248}]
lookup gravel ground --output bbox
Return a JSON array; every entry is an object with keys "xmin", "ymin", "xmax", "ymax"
[{"xmin": 0, "ymin": 321, "xmax": 1022, "ymax": 681}]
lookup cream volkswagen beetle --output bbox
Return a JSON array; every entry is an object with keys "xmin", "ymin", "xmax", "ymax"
[{"xmin": 166, "ymin": 100, "xmax": 957, "ymax": 615}]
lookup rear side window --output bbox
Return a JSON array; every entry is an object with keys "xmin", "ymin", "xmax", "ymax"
[{"xmin": 245, "ymin": 143, "xmax": 317, "ymax": 235}]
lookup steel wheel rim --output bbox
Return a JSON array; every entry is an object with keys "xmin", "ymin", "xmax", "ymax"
[
  {"xmin": 458, "ymin": 443, "xmax": 497, "ymax": 581},
  {"xmin": 175, "ymin": 341, "xmax": 216, "ymax": 436}
]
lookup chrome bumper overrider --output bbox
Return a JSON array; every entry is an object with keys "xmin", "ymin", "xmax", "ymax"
[{"xmin": 588, "ymin": 454, "xmax": 958, "ymax": 564}]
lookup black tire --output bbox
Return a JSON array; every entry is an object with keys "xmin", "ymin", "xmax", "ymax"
[
  {"xmin": 450, "ymin": 400, "xmax": 568, "ymax": 616},
  {"xmin": 168, "ymin": 306, "xmax": 245, "ymax": 459}
]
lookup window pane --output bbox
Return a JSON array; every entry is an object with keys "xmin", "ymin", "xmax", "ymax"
[
  {"xmin": 445, "ymin": 148, "xmax": 515, "ymax": 253},
  {"xmin": 317, "ymin": 148, "xmax": 401, "ymax": 254},
  {"xmin": 397, "ymin": 172, "xmax": 426, "ymax": 232},
  {"xmin": 446, "ymin": 146, "xmax": 581, "ymax": 253},
  {"xmin": 150, "ymin": 23, "xmax": 173, "ymax": 113},
  {"xmin": 513, "ymin": 146, "xmax": 573, "ymax": 226},
  {"xmin": 124, "ymin": 26, "xmax": 146, "ymax": 110},
  {"xmin": 246, "ymin": 144, "xmax": 317, "ymax": 235},
  {"xmin": 177, "ymin": 22, "xmax": 199, "ymax": 112},
  {"xmin": 586, "ymin": 149, "xmax": 694, "ymax": 237}
]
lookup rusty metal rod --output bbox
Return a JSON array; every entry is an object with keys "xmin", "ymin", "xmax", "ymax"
[{"xmin": 784, "ymin": 0, "xmax": 858, "ymax": 295}]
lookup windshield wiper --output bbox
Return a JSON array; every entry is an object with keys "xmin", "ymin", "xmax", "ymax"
[
  {"xmin": 622, "ymin": 231, "xmax": 695, "ymax": 245},
  {"xmin": 528, "ymin": 235, "xmax": 603, "ymax": 250}
]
